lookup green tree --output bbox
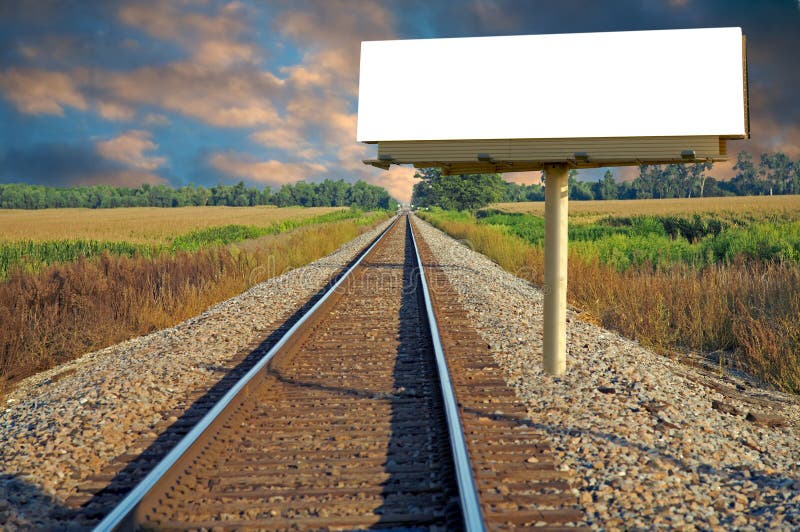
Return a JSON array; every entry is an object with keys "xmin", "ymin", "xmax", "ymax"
[
  {"xmin": 792, "ymin": 159, "xmax": 800, "ymax": 195},
  {"xmin": 411, "ymin": 168, "xmax": 504, "ymax": 211},
  {"xmin": 591, "ymin": 170, "xmax": 619, "ymax": 200},
  {"xmin": 0, "ymin": 180, "xmax": 394, "ymax": 210},
  {"xmin": 731, "ymin": 151, "xmax": 758, "ymax": 195},
  {"xmin": 411, "ymin": 168, "xmax": 439, "ymax": 207},
  {"xmin": 634, "ymin": 165, "xmax": 658, "ymax": 199},
  {"xmin": 760, "ymin": 152, "xmax": 793, "ymax": 195},
  {"xmin": 689, "ymin": 161, "xmax": 714, "ymax": 198},
  {"xmin": 568, "ymin": 170, "xmax": 594, "ymax": 200}
]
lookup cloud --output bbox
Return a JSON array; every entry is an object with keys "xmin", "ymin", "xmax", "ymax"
[
  {"xmin": 193, "ymin": 39, "xmax": 258, "ymax": 68},
  {"xmin": 12, "ymin": 33, "xmax": 91, "ymax": 63},
  {"xmin": 0, "ymin": 8, "xmax": 266, "ymax": 125},
  {"xmin": 740, "ymin": 109, "xmax": 800, "ymax": 159},
  {"xmin": 250, "ymin": 128, "xmax": 320, "ymax": 160},
  {"xmin": 612, "ymin": 166, "xmax": 640, "ymax": 183},
  {"xmin": 0, "ymin": 142, "xmax": 165, "ymax": 187},
  {"xmin": 0, "ymin": 68, "xmax": 88, "ymax": 115},
  {"xmin": 118, "ymin": 0, "xmax": 258, "ymax": 68},
  {"xmin": 369, "ymin": 165, "xmax": 418, "ymax": 203},
  {"xmin": 100, "ymin": 62, "xmax": 284, "ymax": 127},
  {"xmin": 143, "ymin": 113, "xmax": 170, "ymax": 126},
  {"xmin": 706, "ymin": 114, "xmax": 800, "ymax": 181},
  {"xmin": 504, "ymin": 171, "xmax": 543, "ymax": 185},
  {"xmin": 85, "ymin": 1, "xmax": 281, "ymax": 127},
  {"xmin": 276, "ymin": 1, "xmax": 396, "ymax": 96},
  {"xmin": 468, "ymin": 0, "xmax": 519, "ymax": 31},
  {"xmin": 96, "ymin": 100, "xmax": 136, "ymax": 121},
  {"xmin": 209, "ymin": 151, "xmax": 327, "ymax": 186},
  {"xmin": 119, "ymin": 1, "xmax": 247, "ymax": 43},
  {"xmin": 18, "ymin": 45, "xmax": 39, "ymax": 60},
  {"xmin": 96, "ymin": 130, "xmax": 166, "ymax": 171}
]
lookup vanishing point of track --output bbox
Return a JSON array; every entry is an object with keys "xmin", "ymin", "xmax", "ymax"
[{"xmin": 95, "ymin": 214, "xmax": 585, "ymax": 531}]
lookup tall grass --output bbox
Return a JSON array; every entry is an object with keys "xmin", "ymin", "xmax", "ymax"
[
  {"xmin": 0, "ymin": 240, "xmax": 155, "ymax": 278},
  {"xmin": 169, "ymin": 209, "xmax": 373, "ymax": 251},
  {"xmin": 421, "ymin": 211, "xmax": 800, "ymax": 393},
  {"xmin": 0, "ymin": 209, "xmax": 371, "ymax": 278},
  {"xmin": 0, "ymin": 214, "xmax": 388, "ymax": 390}
]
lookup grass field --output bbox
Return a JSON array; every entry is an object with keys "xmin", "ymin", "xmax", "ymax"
[
  {"xmin": 420, "ymin": 196, "xmax": 800, "ymax": 393},
  {"xmin": 0, "ymin": 207, "xmax": 389, "ymax": 391},
  {"xmin": 0, "ymin": 207, "xmax": 357, "ymax": 278},
  {"xmin": 475, "ymin": 208, "xmax": 800, "ymax": 271},
  {"xmin": 492, "ymin": 195, "xmax": 800, "ymax": 223},
  {"xmin": 0, "ymin": 205, "xmax": 342, "ymax": 243}
]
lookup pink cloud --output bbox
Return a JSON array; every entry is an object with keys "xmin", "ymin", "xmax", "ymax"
[
  {"xmin": 371, "ymin": 166, "xmax": 418, "ymax": 203},
  {"xmin": 209, "ymin": 152, "xmax": 327, "ymax": 185},
  {"xmin": 613, "ymin": 166, "xmax": 640, "ymax": 182},
  {"xmin": 0, "ymin": 68, "xmax": 88, "ymax": 115},
  {"xmin": 329, "ymin": 138, "xmax": 418, "ymax": 202},
  {"xmin": 96, "ymin": 100, "xmax": 136, "ymax": 121},
  {"xmin": 143, "ymin": 113, "xmax": 170, "ymax": 126},
  {"xmin": 193, "ymin": 39, "xmax": 258, "ymax": 68},
  {"xmin": 276, "ymin": 1, "xmax": 396, "ymax": 96},
  {"xmin": 250, "ymin": 128, "xmax": 320, "ymax": 160},
  {"xmin": 504, "ymin": 171, "xmax": 543, "ymax": 185},
  {"xmin": 737, "ymin": 114, "xmax": 800, "ymax": 159},
  {"xmin": 100, "ymin": 62, "xmax": 284, "ymax": 127},
  {"xmin": 96, "ymin": 130, "xmax": 166, "ymax": 171},
  {"xmin": 118, "ymin": 1, "xmax": 246, "ymax": 44},
  {"xmin": 119, "ymin": 1, "xmax": 258, "ymax": 68}
]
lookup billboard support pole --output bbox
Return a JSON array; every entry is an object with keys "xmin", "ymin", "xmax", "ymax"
[{"xmin": 543, "ymin": 164, "xmax": 569, "ymax": 375}]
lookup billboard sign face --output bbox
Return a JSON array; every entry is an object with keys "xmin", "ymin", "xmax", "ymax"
[{"xmin": 357, "ymin": 28, "xmax": 748, "ymax": 143}]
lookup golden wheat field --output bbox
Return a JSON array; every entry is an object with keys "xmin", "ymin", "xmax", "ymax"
[
  {"xmin": 492, "ymin": 195, "xmax": 800, "ymax": 223},
  {"xmin": 0, "ymin": 206, "xmax": 344, "ymax": 243}
]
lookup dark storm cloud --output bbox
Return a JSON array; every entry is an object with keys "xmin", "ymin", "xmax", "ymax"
[
  {"xmin": 0, "ymin": 142, "xmax": 164, "ymax": 187},
  {"xmin": 0, "ymin": 0, "xmax": 182, "ymax": 70}
]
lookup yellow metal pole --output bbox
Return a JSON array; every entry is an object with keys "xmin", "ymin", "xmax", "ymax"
[{"xmin": 543, "ymin": 164, "xmax": 568, "ymax": 375}]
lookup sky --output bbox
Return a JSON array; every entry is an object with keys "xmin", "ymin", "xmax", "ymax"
[{"xmin": 0, "ymin": 1, "xmax": 799, "ymax": 202}]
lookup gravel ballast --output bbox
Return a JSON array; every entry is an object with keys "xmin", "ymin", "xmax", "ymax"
[
  {"xmin": 412, "ymin": 216, "xmax": 799, "ymax": 530},
  {"xmin": 0, "ymin": 219, "xmax": 392, "ymax": 529}
]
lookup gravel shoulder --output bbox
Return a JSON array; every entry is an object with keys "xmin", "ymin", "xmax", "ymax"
[
  {"xmin": 413, "ymin": 215, "xmax": 800, "ymax": 530},
  {"xmin": 0, "ymin": 219, "xmax": 392, "ymax": 529}
]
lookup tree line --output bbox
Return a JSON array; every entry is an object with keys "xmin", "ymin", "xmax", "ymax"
[
  {"xmin": 412, "ymin": 151, "xmax": 800, "ymax": 210},
  {"xmin": 0, "ymin": 179, "xmax": 398, "ymax": 210}
]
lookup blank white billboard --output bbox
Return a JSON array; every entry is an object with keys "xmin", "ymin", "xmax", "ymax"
[{"xmin": 357, "ymin": 28, "xmax": 747, "ymax": 142}]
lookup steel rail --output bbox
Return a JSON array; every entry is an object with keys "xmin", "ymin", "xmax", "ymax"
[
  {"xmin": 94, "ymin": 215, "xmax": 399, "ymax": 532},
  {"xmin": 407, "ymin": 215, "xmax": 487, "ymax": 532}
]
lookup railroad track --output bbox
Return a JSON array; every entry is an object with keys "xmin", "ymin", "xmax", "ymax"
[{"xmin": 95, "ymin": 214, "xmax": 585, "ymax": 531}]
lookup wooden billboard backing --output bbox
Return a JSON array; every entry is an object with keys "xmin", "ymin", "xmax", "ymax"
[{"xmin": 368, "ymin": 135, "xmax": 730, "ymax": 175}]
